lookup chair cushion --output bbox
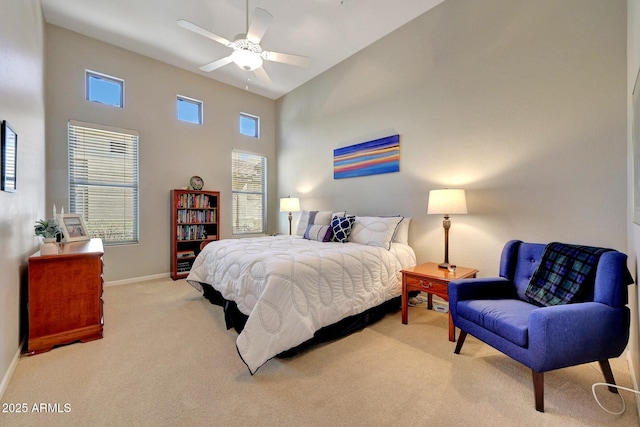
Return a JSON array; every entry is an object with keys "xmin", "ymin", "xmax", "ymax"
[
  {"xmin": 457, "ymin": 299, "xmax": 538, "ymax": 347},
  {"xmin": 511, "ymin": 243, "xmax": 545, "ymax": 300}
]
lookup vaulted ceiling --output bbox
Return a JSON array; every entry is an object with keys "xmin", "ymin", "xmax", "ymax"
[{"xmin": 40, "ymin": 0, "xmax": 446, "ymax": 99}]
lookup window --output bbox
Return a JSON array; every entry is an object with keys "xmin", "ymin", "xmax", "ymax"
[
  {"xmin": 68, "ymin": 121, "xmax": 139, "ymax": 245},
  {"xmin": 232, "ymin": 150, "xmax": 266, "ymax": 234},
  {"xmin": 85, "ymin": 70, "xmax": 124, "ymax": 108},
  {"xmin": 177, "ymin": 95, "xmax": 203, "ymax": 124},
  {"xmin": 239, "ymin": 113, "xmax": 260, "ymax": 138}
]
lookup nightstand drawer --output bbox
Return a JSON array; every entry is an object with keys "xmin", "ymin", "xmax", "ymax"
[{"xmin": 404, "ymin": 275, "xmax": 448, "ymax": 293}]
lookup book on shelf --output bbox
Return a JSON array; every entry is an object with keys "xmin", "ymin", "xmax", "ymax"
[
  {"xmin": 176, "ymin": 224, "xmax": 208, "ymax": 241},
  {"xmin": 176, "ymin": 208, "xmax": 217, "ymax": 224},
  {"xmin": 176, "ymin": 259, "xmax": 193, "ymax": 272},
  {"xmin": 177, "ymin": 193, "xmax": 212, "ymax": 209},
  {"xmin": 176, "ymin": 250, "xmax": 195, "ymax": 258}
]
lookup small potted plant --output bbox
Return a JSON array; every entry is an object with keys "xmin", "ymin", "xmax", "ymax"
[{"xmin": 34, "ymin": 218, "xmax": 61, "ymax": 255}]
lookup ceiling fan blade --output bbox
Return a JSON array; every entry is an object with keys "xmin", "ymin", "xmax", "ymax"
[
  {"xmin": 199, "ymin": 55, "xmax": 233, "ymax": 72},
  {"xmin": 253, "ymin": 67, "xmax": 272, "ymax": 84},
  {"xmin": 177, "ymin": 19, "xmax": 231, "ymax": 47},
  {"xmin": 246, "ymin": 8, "xmax": 273, "ymax": 44},
  {"xmin": 263, "ymin": 51, "xmax": 311, "ymax": 68}
]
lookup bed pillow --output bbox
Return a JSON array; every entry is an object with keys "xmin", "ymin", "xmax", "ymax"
[
  {"xmin": 349, "ymin": 216, "xmax": 404, "ymax": 250},
  {"xmin": 303, "ymin": 224, "xmax": 333, "ymax": 242},
  {"xmin": 295, "ymin": 210, "xmax": 333, "ymax": 236},
  {"xmin": 330, "ymin": 215, "xmax": 356, "ymax": 243},
  {"xmin": 392, "ymin": 217, "xmax": 411, "ymax": 245}
]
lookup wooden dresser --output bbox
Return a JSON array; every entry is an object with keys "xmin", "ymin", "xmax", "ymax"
[{"xmin": 27, "ymin": 238, "xmax": 104, "ymax": 354}]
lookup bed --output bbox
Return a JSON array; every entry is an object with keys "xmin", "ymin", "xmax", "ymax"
[{"xmin": 186, "ymin": 214, "xmax": 416, "ymax": 374}]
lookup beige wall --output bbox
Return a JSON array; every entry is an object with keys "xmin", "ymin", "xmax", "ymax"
[
  {"xmin": 45, "ymin": 25, "xmax": 277, "ymax": 282},
  {"xmin": 0, "ymin": 0, "xmax": 46, "ymax": 395},
  {"xmin": 279, "ymin": 0, "xmax": 635, "ymax": 405},
  {"xmin": 277, "ymin": 0, "xmax": 627, "ymax": 276},
  {"xmin": 628, "ymin": 0, "xmax": 640, "ymax": 411}
]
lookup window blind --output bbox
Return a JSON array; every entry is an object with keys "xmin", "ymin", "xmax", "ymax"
[
  {"xmin": 232, "ymin": 150, "xmax": 266, "ymax": 234},
  {"xmin": 68, "ymin": 120, "xmax": 139, "ymax": 244}
]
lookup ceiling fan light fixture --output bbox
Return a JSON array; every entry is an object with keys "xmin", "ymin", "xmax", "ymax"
[
  {"xmin": 232, "ymin": 48, "xmax": 263, "ymax": 71},
  {"xmin": 178, "ymin": 5, "xmax": 309, "ymax": 83}
]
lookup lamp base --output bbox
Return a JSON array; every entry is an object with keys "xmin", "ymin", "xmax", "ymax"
[{"xmin": 438, "ymin": 262, "xmax": 450, "ymax": 269}]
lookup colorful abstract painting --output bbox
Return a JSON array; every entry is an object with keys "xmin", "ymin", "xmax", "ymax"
[{"xmin": 333, "ymin": 134, "xmax": 400, "ymax": 179}]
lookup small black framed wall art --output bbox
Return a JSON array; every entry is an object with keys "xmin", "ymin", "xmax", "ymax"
[{"xmin": 1, "ymin": 120, "xmax": 17, "ymax": 192}]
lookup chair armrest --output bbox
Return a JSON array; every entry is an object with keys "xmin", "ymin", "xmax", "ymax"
[
  {"xmin": 448, "ymin": 277, "xmax": 517, "ymax": 302},
  {"xmin": 528, "ymin": 302, "xmax": 630, "ymax": 371}
]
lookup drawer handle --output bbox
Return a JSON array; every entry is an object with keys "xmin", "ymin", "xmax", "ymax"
[{"xmin": 420, "ymin": 280, "xmax": 432, "ymax": 289}]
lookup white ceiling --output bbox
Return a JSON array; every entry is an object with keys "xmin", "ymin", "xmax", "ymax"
[{"xmin": 40, "ymin": 0, "xmax": 446, "ymax": 99}]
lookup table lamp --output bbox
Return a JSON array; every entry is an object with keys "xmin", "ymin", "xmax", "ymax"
[
  {"xmin": 427, "ymin": 189, "xmax": 467, "ymax": 269},
  {"xmin": 280, "ymin": 196, "xmax": 300, "ymax": 235}
]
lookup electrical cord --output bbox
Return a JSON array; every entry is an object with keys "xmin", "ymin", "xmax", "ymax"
[
  {"xmin": 591, "ymin": 382, "xmax": 640, "ymax": 415},
  {"xmin": 587, "ymin": 362, "xmax": 640, "ymax": 416}
]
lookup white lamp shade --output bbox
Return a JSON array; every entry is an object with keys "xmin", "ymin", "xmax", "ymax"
[
  {"xmin": 427, "ymin": 189, "xmax": 467, "ymax": 215},
  {"xmin": 280, "ymin": 197, "xmax": 300, "ymax": 213}
]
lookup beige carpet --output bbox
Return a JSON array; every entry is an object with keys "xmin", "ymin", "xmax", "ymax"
[{"xmin": 1, "ymin": 277, "xmax": 637, "ymax": 426}]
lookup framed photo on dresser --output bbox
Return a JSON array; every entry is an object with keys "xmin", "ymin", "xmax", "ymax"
[{"xmin": 60, "ymin": 214, "xmax": 90, "ymax": 242}]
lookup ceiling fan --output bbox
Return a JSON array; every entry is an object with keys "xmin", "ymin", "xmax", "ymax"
[{"xmin": 177, "ymin": 1, "xmax": 311, "ymax": 84}]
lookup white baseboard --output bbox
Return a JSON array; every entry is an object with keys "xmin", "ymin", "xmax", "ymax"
[
  {"xmin": 0, "ymin": 342, "xmax": 23, "ymax": 401},
  {"xmin": 104, "ymin": 272, "xmax": 170, "ymax": 287},
  {"xmin": 627, "ymin": 350, "xmax": 640, "ymax": 419}
]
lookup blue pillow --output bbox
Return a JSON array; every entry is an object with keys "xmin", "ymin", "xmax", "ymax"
[{"xmin": 330, "ymin": 215, "xmax": 355, "ymax": 243}]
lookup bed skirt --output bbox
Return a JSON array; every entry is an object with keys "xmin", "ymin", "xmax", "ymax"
[{"xmin": 199, "ymin": 282, "xmax": 401, "ymax": 358}]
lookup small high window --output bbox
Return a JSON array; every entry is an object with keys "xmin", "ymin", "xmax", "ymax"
[
  {"xmin": 177, "ymin": 95, "xmax": 203, "ymax": 124},
  {"xmin": 86, "ymin": 70, "xmax": 124, "ymax": 108},
  {"xmin": 240, "ymin": 113, "xmax": 260, "ymax": 138}
]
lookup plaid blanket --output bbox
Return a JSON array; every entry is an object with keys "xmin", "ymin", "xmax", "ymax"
[{"xmin": 525, "ymin": 242, "xmax": 611, "ymax": 306}]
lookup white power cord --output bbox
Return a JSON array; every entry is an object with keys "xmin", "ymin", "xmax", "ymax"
[{"xmin": 591, "ymin": 382, "xmax": 640, "ymax": 415}]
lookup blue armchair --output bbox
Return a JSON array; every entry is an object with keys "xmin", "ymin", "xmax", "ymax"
[{"xmin": 448, "ymin": 240, "xmax": 631, "ymax": 412}]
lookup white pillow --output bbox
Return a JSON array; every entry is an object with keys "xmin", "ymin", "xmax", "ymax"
[
  {"xmin": 295, "ymin": 210, "xmax": 333, "ymax": 236},
  {"xmin": 392, "ymin": 217, "xmax": 411, "ymax": 245},
  {"xmin": 314, "ymin": 211, "xmax": 333, "ymax": 225},
  {"xmin": 349, "ymin": 216, "xmax": 404, "ymax": 250}
]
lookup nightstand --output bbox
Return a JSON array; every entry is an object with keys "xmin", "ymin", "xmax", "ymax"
[{"xmin": 401, "ymin": 262, "xmax": 478, "ymax": 341}]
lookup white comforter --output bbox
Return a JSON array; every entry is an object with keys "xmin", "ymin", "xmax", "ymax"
[{"xmin": 186, "ymin": 235, "xmax": 416, "ymax": 374}]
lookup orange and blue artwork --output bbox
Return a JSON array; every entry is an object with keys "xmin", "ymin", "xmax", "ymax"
[{"xmin": 333, "ymin": 134, "xmax": 400, "ymax": 179}]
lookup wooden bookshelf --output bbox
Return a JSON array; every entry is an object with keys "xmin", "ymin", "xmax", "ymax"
[{"xmin": 170, "ymin": 189, "xmax": 220, "ymax": 280}]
